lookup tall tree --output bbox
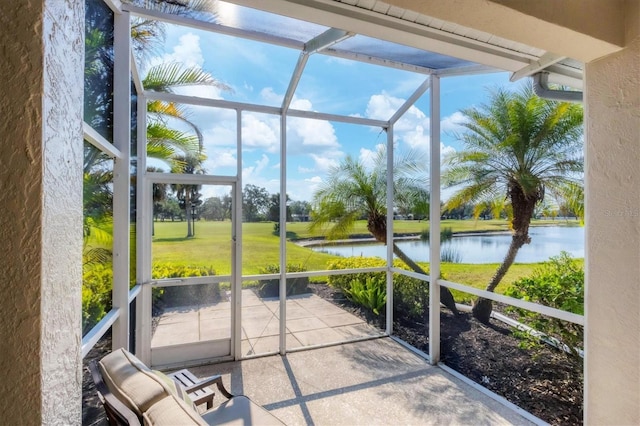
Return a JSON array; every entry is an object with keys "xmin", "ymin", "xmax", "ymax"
[
  {"xmin": 267, "ymin": 193, "xmax": 292, "ymax": 222},
  {"xmin": 443, "ymin": 85, "xmax": 583, "ymax": 323},
  {"xmin": 242, "ymin": 184, "xmax": 270, "ymax": 222},
  {"xmin": 310, "ymin": 145, "xmax": 459, "ymax": 314},
  {"xmin": 172, "ymin": 156, "xmax": 204, "ymax": 237}
]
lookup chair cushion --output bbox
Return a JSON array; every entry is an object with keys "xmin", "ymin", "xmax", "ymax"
[
  {"xmin": 200, "ymin": 396, "xmax": 285, "ymax": 426},
  {"xmin": 99, "ymin": 348, "xmax": 173, "ymax": 416},
  {"xmin": 143, "ymin": 394, "xmax": 207, "ymax": 426}
]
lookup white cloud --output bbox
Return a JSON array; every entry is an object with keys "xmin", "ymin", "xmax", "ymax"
[
  {"xmin": 365, "ymin": 93, "xmax": 399, "ymax": 120},
  {"xmin": 242, "ymin": 154, "xmax": 270, "ymax": 181},
  {"xmin": 203, "ymin": 149, "xmax": 237, "ymax": 173},
  {"xmin": 359, "ymin": 145, "xmax": 384, "ymax": 169},
  {"xmin": 287, "ymin": 97, "xmax": 341, "ymax": 159},
  {"xmin": 441, "ymin": 111, "xmax": 468, "ymax": 133},
  {"xmin": 147, "ymin": 33, "xmax": 204, "ymax": 71},
  {"xmin": 260, "ymin": 87, "xmax": 280, "ymax": 104},
  {"xmin": 403, "ymin": 125, "xmax": 430, "ymax": 150},
  {"xmin": 241, "ymin": 113, "xmax": 279, "ymax": 153},
  {"xmin": 174, "ymin": 84, "xmax": 224, "ymax": 100},
  {"xmin": 310, "ymin": 152, "xmax": 341, "ymax": 172},
  {"xmin": 290, "ymin": 98, "xmax": 313, "ymax": 111},
  {"xmin": 286, "ymin": 175, "xmax": 324, "ymax": 202},
  {"xmin": 441, "ymin": 142, "xmax": 456, "ymax": 159}
]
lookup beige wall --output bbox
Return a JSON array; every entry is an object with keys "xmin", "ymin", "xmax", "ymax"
[
  {"xmin": 384, "ymin": 0, "xmax": 624, "ymax": 62},
  {"xmin": 584, "ymin": 34, "xmax": 640, "ymax": 425},
  {"xmin": 0, "ymin": 0, "xmax": 83, "ymax": 423}
]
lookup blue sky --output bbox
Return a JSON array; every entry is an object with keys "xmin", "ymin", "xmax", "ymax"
[{"xmin": 142, "ymin": 20, "xmax": 524, "ymax": 202}]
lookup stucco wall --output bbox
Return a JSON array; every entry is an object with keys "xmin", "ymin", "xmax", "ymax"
[
  {"xmin": 585, "ymin": 36, "xmax": 640, "ymax": 425},
  {"xmin": 0, "ymin": 0, "xmax": 83, "ymax": 423}
]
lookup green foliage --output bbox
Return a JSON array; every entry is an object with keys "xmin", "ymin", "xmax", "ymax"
[
  {"xmin": 326, "ymin": 256, "xmax": 429, "ymax": 320},
  {"xmin": 151, "ymin": 264, "xmax": 220, "ymax": 308},
  {"xmin": 326, "ymin": 257, "xmax": 386, "ymax": 290},
  {"xmin": 257, "ymin": 263, "xmax": 309, "ymax": 297},
  {"xmin": 344, "ymin": 277, "xmax": 386, "ymax": 315},
  {"xmin": 505, "ymin": 252, "xmax": 584, "ymax": 366},
  {"xmin": 151, "ymin": 263, "xmax": 216, "ymax": 279},
  {"xmin": 82, "ymin": 262, "xmax": 113, "ymax": 334}
]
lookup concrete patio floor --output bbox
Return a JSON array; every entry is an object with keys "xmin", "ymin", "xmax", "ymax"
[
  {"xmin": 151, "ymin": 289, "xmax": 385, "ymax": 362},
  {"xmin": 186, "ymin": 337, "xmax": 539, "ymax": 425}
]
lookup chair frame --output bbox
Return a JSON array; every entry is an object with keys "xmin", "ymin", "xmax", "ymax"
[{"xmin": 88, "ymin": 360, "xmax": 142, "ymax": 426}]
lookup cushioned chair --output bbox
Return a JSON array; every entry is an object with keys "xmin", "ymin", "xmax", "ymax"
[{"xmin": 89, "ymin": 348, "xmax": 284, "ymax": 426}]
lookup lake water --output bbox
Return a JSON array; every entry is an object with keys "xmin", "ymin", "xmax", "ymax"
[{"xmin": 311, "ymin": 226, "xmax": 584, "ymax": 264}]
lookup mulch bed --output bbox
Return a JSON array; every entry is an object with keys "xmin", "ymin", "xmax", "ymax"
[{"xmin": 309, "ymin": 283, "xmax": 583, "ymax": 425}]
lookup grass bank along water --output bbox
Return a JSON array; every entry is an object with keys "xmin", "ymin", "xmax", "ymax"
[{"xmin": 150, "ymin": 219, "xmax": 582, "ymax": 301}]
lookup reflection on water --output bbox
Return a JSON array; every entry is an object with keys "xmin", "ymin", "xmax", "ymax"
[{"xmin": 312, "ymin": 226, "xmax": 584, "ymax": 264}]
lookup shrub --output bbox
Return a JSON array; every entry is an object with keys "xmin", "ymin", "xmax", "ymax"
[
  {"xmin": 151, "ymin": 264, "xmax": 220, "ymax": 308},
  {"xmin": 326, "ymin": 257, "xmax": 386, "ymax": 290},
  {"xmin": 82, "ymin": 262, "xmax": 113, "ymax": 334},
  {"xmin": 151, "ymin": 264, "xmax": 216, "ymax": 279},
  {"xmin": 326, "ymin": 256, "xmax": 430, "ymax": 321},
  {"xmin": 505, "ymin": 252, "xmax": 584, "ymax": 367},
  {"xmin": 344, "ymin": 277, "xmax": 386, "ymax": 315},
  {"xmin": 257, "ymin": 263, "xmax": 309, "ymax": 297}
]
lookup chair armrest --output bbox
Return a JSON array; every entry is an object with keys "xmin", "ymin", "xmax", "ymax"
[{"xmin": 184, "ymin": 374, "xmax": 234, "ymax": 400}]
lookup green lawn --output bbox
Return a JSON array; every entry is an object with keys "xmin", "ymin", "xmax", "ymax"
[{"xmin": 151, "ymin": 219, "xmax": 581, "ymax": 300}]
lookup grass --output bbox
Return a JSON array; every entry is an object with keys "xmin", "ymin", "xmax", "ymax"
[
  {"xmin": 151, "ymin": 219, "xmax": 582, "ymax": 301},
  {"xmin": 151, "ymin": 221, "xmax": 335, "ymax": 275}
]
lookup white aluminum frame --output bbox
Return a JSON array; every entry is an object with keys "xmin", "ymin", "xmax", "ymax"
[
  {"xmin": 81, "ymin": 0, "xmax": 587, "ymax": 370},
  {"xmin": 111, "ymin": 9, "xmax": 132, "ymax": 351},
  {"xmin": 428, "ymin": 74, "xmax": 441, "ymax": 363}
]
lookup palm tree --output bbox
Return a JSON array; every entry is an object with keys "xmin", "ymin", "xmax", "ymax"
[
  {"xmin": 171, "ymin": 156, "xmax": 205, "ymax": 238},
  {"xmin": 310, "ymin": 146, "xmax": 459, "ymax": 314},
  {"xmin": 142, "ymin": 62, "xmax": 229, "ymax": 171},
  {"xmin": 443, "ymin": 85, "xmax": 583, "ymax": 323}
]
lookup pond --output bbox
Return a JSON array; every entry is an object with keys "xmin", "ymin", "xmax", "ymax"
[{"xmin": 311, "ymin": 225, "xmax": 584, "ymax": 264}]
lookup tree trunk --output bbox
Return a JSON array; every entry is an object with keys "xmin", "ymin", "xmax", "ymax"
[
  {"xmin": 392, "ymin": 243, "xmax": 459, "ymax": 315},
  {"xmin": 472, "ymin": 184, "xmax": 538, "ymax": 323},
  {"xmin": 185, "ymin": 195, "xmax": 193, "ymax": 238},
  {"xmin": 472, "ymin": 233, "xmax": 528, "ymax": 323}
]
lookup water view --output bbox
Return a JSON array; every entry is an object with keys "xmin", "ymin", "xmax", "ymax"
[{"xmin": 312, "ymin": 226, "xmax": 584, "ymax": 263}]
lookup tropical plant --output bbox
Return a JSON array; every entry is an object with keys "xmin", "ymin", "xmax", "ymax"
[
  {"xmin": 505, "ymin": 252, "xmax": 584, "ymax": 369},
  {"xmin": 311, "ymin": 145, "xmax": 458, "ymax": 314},
  {"xmin": 344, "ymin": 277, "xmax": 387, "ymax": 316},
  {"xmin": 443, "ymin": 85, "xmax": 583, "ymax": 322}
]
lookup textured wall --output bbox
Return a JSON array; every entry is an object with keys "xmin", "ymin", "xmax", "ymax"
[
  {"xmin": 40, "ymin": 0, "xmax": 84, "ymax": 423},
  {"xmin": 0, "ymin": 0, "xmax": 84, "ymax": 423},
  {"xmin": 0, "ymin": 0, "xmax": 45, "ymax": 422},
  {"xmin": 585, "ymin": 36, "xmax": 640, "ymax": 424}
]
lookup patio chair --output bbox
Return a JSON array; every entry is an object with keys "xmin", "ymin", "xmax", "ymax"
[{"xmin": 89, "ymin": 348, "xmax": 284, "ymax": 425}]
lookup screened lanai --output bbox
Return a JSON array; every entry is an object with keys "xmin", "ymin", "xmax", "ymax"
[{"xmin": 82, "ymin": 0, "xmax": 586, "ymax": 421}]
